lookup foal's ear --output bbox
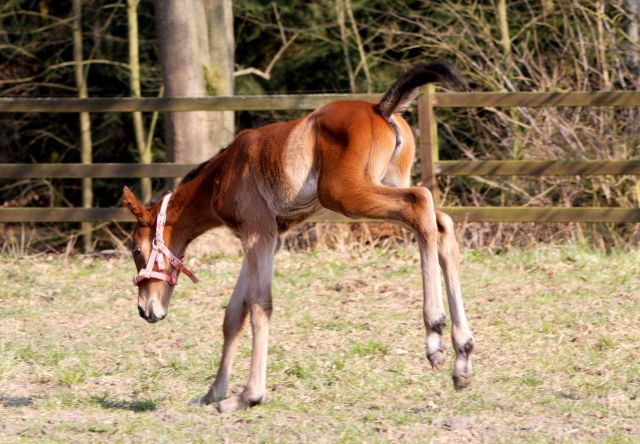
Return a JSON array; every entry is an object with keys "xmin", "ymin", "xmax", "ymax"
[{"xmin": 122, "ymin": 186, "xmax": 150, "ymax": 224}]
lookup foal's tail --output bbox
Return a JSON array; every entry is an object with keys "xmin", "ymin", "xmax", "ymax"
[{"xmin": 376, "ymin": 62, "xmax": 467, "ymax": 117}]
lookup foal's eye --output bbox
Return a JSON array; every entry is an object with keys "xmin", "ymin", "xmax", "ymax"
[{"xmin": 133, "ymin": 247, "xmax": 142, "ymax": 257}]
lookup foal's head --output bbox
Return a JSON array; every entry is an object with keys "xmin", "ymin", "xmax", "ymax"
[{"xmin": 123, "ymin": 187, "xmax": 193, "ymax": 323}]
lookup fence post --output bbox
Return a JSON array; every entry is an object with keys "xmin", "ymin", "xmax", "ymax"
[{"xmin": 418, "ymin": 83, "xmax": 439, "ymax": 205}]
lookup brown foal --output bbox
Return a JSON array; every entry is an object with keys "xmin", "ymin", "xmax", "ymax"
[{"xmin": 123, "ymin": 62, "xmax": 475, "ymax": 413}]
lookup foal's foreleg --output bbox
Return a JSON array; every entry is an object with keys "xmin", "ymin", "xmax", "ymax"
[
  {"xmin": 436, "ymin": 211, "xmax": 474, "ymax": 389},
  {"xmin": 217, "ymin": 228, "xmax": 277, "ymax": 413},
  {"xmin": 202, "ymin": 258, "xmax": 250, "ymax": 404}
]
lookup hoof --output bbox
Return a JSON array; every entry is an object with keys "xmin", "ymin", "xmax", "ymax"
[
  {"xmin": 452, "ymin": 373, "xmax": 472, "ymax": 390},
  {"xmin": 216, "ymin": 394, "xmax": 261, "ymax": 413},
  {"xmin": 200, "ymin": 386, "xmax": 227, "ymax": 406},
  {"xmin": 217, "ymin": 396, "xmax": 245, "ymax": 413},
  {"xmin": 200, "ymin": 392, "xmax": 219, "ymax": 406},
  {"xmin": 427, "ymin": 348, "xmax": 446, "ymax": 370}
]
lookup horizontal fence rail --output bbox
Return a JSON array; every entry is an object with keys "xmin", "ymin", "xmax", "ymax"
[
  {"xmin": 435, "ymin": 91, "xmax": 640, "ymax": 108},
  {"xmin": 0, "ymin": 163, "xmax": 198, "ymax": 179},
  {"xmin": 0, "ymin": 95, "xmax": 380, "ymax": 113},
  {"xmin": 1, "ymin": 90, "xmax": 639, "ymax": 225},
  {"xmin": 2, "ymin": 207, "xmax": 639, "ymax": 223},
  {"xmin": 2, "ymin": 90, "xmax": 640, "ymax": 113},
  {"xmin": 436, "ymin": 160, "xmax": 640, "ymax": 176},
  {"xmin": 4, "ymin": 161, "xmax": 640, "ymax": 179}
]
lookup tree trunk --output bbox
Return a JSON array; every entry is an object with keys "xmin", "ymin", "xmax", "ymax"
[
  {"xmin": 154, "ymin": 0, "xmax": 234, "ymax": 171},
  {"xmin": 345, "ymin": 0, "xmax": 371, "ymax": 93},
  {"xmin": 596, "ymin": 0, "xmax": 611, "ymax": 90},
  {"xmin": 497, "ymin": 0, "xmax": 511, "ymax": 58},
  {"xmin": 72, "ymin": 0, "xmax": 93, "ymax": 252},
  {"xmin": 335, "ymin": 0, "xmax": 356, "ymax": 93},
  {"xmin": 625, "ymin": 0, "xmax": 640, "ymax": 79},
  {"xmin": 204, "ymin": 0, "xmax": 234, "ymax": 136},
  {"xmin": 127, "ymin": 0, "xmax": 152, "ymax": 202}
]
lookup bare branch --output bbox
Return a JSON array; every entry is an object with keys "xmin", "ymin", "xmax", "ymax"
[
  {"xmin": 336, "ymin": 0, "xmax": 356, "ymax": 93},
  {"xmin": 345, "ymin": 0, "xmax": 371, "ymax": 93},
  {"xmin": 271, "ymin": 2, "xmax": 287, "ymax": 45},
  {"xmin": 234, "ymin": 31, "xmax": 300, "ymax": 80}
]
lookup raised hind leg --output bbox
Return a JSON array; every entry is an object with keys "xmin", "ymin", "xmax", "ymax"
[
  {"xmin": 318, "ymin": 178, "xmax": 446, "ymax": 371},
  {"xmin": 436, "ymin": 211, "xmax": 474, "ymax": 389},
  {"xmin": 216, "ymin": 224, "xmax": 278, "ymax": 413},
  {"xmin": 201, "ymin": 258, "xmax": 250, "ymax": 404}
]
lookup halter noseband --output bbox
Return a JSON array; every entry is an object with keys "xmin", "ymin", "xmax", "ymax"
[{"xmin": 132, "ymin": 193, "xmax": 199, "ymax": 286}]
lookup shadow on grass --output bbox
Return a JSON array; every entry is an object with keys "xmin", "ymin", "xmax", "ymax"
[
  {"xmin": 1, "ymin": 396, "xmax": 34, "ymax": 407},
  {"xmin": 92, "ymin": 396, "xmax": 157, "ymax": 412}
]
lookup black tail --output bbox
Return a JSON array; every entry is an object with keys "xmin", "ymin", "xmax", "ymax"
[{"xmin": 376, "ymin": 62, "xmax": 467, "ymax": 117}]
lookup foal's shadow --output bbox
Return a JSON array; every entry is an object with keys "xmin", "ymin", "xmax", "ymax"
[
  {"xmin": 92, "ymin": 396, "xmax": 157, "ymax": 412},
  {"xmin": 1, "ymin": 396, "xmax": 34, "ymax": 407}
]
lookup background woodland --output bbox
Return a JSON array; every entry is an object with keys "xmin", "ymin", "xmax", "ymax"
[{"xmin": 1, "ymin": 0, "xmax": 639, "ymax": 250}]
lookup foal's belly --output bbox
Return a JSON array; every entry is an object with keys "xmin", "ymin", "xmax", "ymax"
[
  {"xmin": 268, "ymin": 117, "xmax": 322, "ymax": 217},
  {"xmin": 267, "ymin": 161, "xmax": 323, "ymax": 232},
  {"xmin": 275, "ymin": 167, "xmax": 321, "ymax": 214}
]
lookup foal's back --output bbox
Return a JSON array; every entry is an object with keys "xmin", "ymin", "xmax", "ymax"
[{"xmin": 224, "ymin": 100, "xmax": 414, "ymax": 229}]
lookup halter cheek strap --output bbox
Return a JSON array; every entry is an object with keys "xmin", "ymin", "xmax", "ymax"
[{"xmin": 132, "ymin": 193, "xmax": 199, "ymax": 286}]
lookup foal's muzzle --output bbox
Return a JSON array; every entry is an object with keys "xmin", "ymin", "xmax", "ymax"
[{"xmin": 138, "ymin": 304, "xmax": 165, "ymax": 323}]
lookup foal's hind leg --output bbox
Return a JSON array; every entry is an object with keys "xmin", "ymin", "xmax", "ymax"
[
  {"xmin": 318, "ymin": 180, "xmax": 445, "ymax": 370},
  {"xmin": 201, "ymin": 258, "xmax": 250, "ymax": 405},
  {"xmin": 436, "ymin": 211, "xmax": 474, "ymax": 389}
]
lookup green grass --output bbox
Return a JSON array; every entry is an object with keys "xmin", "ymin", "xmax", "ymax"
[{"xmin": 0, "ymin": 245, "xmax": 639, "ymax": 442}]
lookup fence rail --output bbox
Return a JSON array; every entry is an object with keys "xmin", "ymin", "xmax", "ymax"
[
  {"xmin": 1, "ymin": 90, "xmax": 639, "ymax": 225},
  {"xmin": 2, "ymin": 91, "xmax": 640, "ymax": 112},
  {"xmin": 5, "ymin": 160, "xmax": 640, "ymax": 179},
  {"xmin": 2, "ymin": 207, "xmax": 639, "ymax": 224},
  {"xmin": 435, "ymin": 160, "xmax": 640, "ymax": 176},
  {"xmin": 0, "ymin": 163, "xmax": 197, "ymax": 179}
]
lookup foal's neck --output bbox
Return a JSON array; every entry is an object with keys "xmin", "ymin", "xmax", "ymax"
[{"xmin": 169, "ymin": 158, "xmax": 225, "ymax": 245}]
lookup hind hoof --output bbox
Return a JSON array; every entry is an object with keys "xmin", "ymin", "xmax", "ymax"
[
  {"xmin": 453, "ymin": 373, "xmax": 472, "ymax": 390},
  {"xmin": 427, "ymin": 348, "xmax": 446, "ymax": 370}
]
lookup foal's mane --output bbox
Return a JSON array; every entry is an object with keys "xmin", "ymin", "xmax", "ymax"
[
  {"xmin": 180, "ymin": 161, "xmax": 208, "ymax": 185},
  {"xmin": 179, "ymin": 146, "xmax": 229, "ymax": 186}
]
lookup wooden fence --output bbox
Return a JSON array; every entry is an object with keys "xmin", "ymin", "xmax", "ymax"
[{"xmin": 1, "ymin": 89, "xmax": 640, "ymax": 224}]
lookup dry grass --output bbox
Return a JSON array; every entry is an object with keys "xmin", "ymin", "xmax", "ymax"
[{"xmin": 1, "ymin": 244, "xmax": 639, "ymax": 442}]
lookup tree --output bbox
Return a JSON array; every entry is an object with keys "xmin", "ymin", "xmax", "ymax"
[
  {"xmin": 624, "ymin": 0, "xmax": 640, "ymax": 79},
  {"xmin": 72, "ymin": 0, "xmax": 94, "ymax": 252},
  {"xmin": 127, "ymin": 0, "xmax": 152, "ymax": 202},
  {"xmin": 154, "ymin": 0, "xmax": 235, "ymax": 168}
]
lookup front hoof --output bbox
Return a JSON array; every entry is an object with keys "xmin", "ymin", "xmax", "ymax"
[
  {"xmin": 200, "ymin": 391, "xmax": 221, "ymax": 406},
  {"xmin": 217, "ymin": 396, "xmax": 246, "ymax": 413},
  {"xmin": 452, "ymin": 372, "xmax": 472, "ymax": 390},
  {"xmin": 217, "ymin": 394, "xmax": 262, "ymax": 413},
  {"xmin": 427, "ymin": 348, "xmax": 446, "ymax": 370}
]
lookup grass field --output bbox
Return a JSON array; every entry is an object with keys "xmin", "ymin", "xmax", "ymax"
[{"xmin": 1, "ymin": 244, "xmax": 639, "ymax": 442}]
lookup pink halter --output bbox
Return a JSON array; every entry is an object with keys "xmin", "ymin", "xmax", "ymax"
[{"xmin": 132, "ymin": 193, "xmax": 199, "ymax": 286}]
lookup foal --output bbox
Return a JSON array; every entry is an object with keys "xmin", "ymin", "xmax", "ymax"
[{"xmin": 123, "ymin": 62, "xmax": 475, "ymax": 413}]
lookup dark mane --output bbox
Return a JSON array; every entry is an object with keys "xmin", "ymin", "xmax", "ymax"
[
  {"xmin": 179, "ymin": 146, "xmax": 230, "ymax": 186},
  {"xmin": 180, "ymin": 160, "xmax": 208, "ymax": 185}
]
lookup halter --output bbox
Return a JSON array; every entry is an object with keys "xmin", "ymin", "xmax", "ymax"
[{"xmin": 132, "ymin": 193, "xmax": 199, "ymax": 286}]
